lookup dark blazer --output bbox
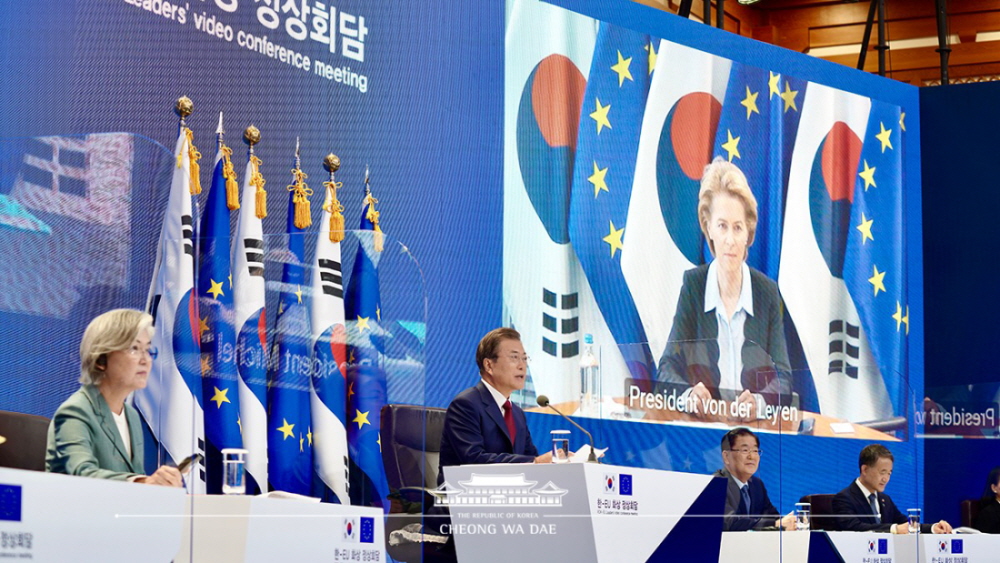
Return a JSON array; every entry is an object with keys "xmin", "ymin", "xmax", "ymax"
[
  {"xmin": 714, "ymin": 468, "xmax": 780, "ymax": 531},
  {"xmin": 973, "ymin": 499, "xmax": 1000, "ymax": 533},
  {"xmin": 657, "ymin": 264, "xmax": 791, "ymax": 398},
  {"xmin": 438, "ymin": 381, "xmax": 538, "ymax": 484},
  {"xmin": 832, "ymin": 481, "xmax": 926, "ymax": 532},
  {"xmin": 45, "ymin": 385, "xmax": 145, "ymax": 480}
]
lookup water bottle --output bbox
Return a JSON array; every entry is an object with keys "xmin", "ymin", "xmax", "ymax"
[{"xmin": 579, "ymin": 334, "xmax": 600, "ymax": 415}]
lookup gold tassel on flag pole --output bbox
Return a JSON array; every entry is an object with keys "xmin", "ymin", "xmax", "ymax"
[
  {"xmin": 174, "ymin": 96, "xmax": 201, "ymax": 195},
  {"xmin": 288, "ymin": 137, "xmax": 312, "ymax": 229},
  {"xmin": 323, "ymin": 154, "xmax": 345, "ymax": 242},
  {"xmin": 363, "ymin": 165, "xmax": 383, "ymax": 252},
  {"xmin": 217, "ymin": 112, "xmax": 240, "ymax": 210},
  {"xmin": 244, "ymin": 126, "xmax": 266, "ymax": 219}
]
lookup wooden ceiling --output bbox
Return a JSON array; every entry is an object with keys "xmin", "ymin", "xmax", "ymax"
[{"xmin": 630, "ymin": 0, "xmax": 1000, "ymax": 86}]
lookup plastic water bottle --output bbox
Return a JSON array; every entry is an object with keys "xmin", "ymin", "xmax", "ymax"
[{"xmin": 579, "ymin": 334, "xmax": 600, "ymax": 415}]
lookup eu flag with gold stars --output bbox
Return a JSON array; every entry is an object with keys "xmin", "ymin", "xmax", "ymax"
[
  {"xmin": 266, "ymin": 159, "xmax": 314, "ymax": 495},
  {"xmin": 843, "ymin": 100, "xmax": 908, "ymax": 415},
  {"xmin": 346, "ymin": 183, "xmax": 390, "ymax": 512},
  {"xmin": 711, "ymin": 63, "xmax": 806, "ymax": 280},
  {"xmin": 568, "ymin": 22, "xmax": 656, "ymax": 379},
  {"xmin": 198, "ymin": 138, "xmax": 243, "ymax": 494}
]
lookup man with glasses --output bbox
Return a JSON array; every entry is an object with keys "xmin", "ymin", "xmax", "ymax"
[
  {"xmin": 438, "ymin": 327, "xmax": 553, "ymax": 484},
  {"xmin": 715, "ymin": 427, "xmax": 794, "ymax": 531}
]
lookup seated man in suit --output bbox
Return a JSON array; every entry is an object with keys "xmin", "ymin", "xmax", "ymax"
[
  {"xmin": 833, "ymin": 444, "xmax": 953, "ymax": 533},
  {"xmin": 715, "ymin": 427, "xmax": 794, "ymax": 531},
  {"xmin": 438, "ymin": 328, "xmax": 552, "ymax": 484}
]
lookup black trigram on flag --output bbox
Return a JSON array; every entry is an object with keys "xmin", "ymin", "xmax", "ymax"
[
  {"xmin": 541, "ymin": 288, "xmax": 579, "ymax": 358},
  {"xmin": 244, "ymin": 238, "xmax": 264, "ymax": 277},
  {"xmin": 317, "ymin": 258, "xmax": 343, "ymax": 298},
  {"xmin": 181, "ymin": 214, "xmax": 194, "ymax": 257},
  {"xmin": 828, "ymin": 319, "xmax": 860, "ymax": 379}
]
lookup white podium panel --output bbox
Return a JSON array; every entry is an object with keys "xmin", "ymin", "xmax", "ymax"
[
  {"xmin": 722, "ymin": 531, "xmax": 1000, "ymax": 563},
  {"xmin": 442, "ymin": 463, "xmax": 725, "ymax": 563},
  {"xmin": 174, "ymin": 495, "xmax": 385, "ymax": 563},
  {"xmin": 718, "ymin": 530, "xmax": 810, "ymax": 562},
  {"xmin": 894, "ymin": 533, "xmax": 995, "ymax": 563},
  {"xmin": 0, "ymin": 467, "xmax": 186, "ymax": 562}
]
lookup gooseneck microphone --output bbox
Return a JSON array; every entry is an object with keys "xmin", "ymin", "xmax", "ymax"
[{"xmin": 536, "ymin": 395, "xmax": 599, "ymax": 463}]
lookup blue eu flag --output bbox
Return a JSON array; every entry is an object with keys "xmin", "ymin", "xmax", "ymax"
[
  {"xmin": 198, "ymin": 144, "xmax": 243, "ymax": 494},
  {"xmin": 346, "ymin": 184, "xmax": 390, "ymax": 511},
  {"xmin": 568, "ymin": 23, "xmax": 656, "ymax": 380},
  {"xmin": 266, "ymin": 160, "xmax": 314, "ymax": 494}
]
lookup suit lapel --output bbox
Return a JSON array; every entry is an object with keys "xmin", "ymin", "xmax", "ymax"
[
  {"xmin": 84, "ymin": 385, "xmax": 137, "ymax": 473},
  {"xmin": 477, "ymin": 382, "xmax": 512, "ymax": 445}
]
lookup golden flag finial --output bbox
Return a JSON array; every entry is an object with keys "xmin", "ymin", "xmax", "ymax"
[
  {"xmin": 244, "ymin": 126, "xmax": 266, "ymax": 219},
  {"xmin": 287, "ymin": 137, "xmax": 312, "ymax": 228},
  {"xmin": 323, "ymin": 154, "xmax": 345, "ymax": 242}
]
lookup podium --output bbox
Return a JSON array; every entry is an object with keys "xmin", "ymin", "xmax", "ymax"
[
  {"xmin": 0, "ymin": 467, "xmax": 186, "ymax": 561},
  {"xmin": 174, "ymin": 495, "xmax": 385, "ymax": 562},
  {"xmin": 442, "ymin": 462, "xmax": 726, "ymax": 563}
]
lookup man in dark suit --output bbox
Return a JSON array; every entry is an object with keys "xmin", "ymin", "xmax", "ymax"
[
  {"xmin": 832, "ymin": 444, "xmax": 953, "ymax": 534},
  {"xmin": 438, "ymin": 328, "xmax": 552, "ymax": 484},
  {"xmin": 715, "ymin": 427, "xmax": 794, "ymax": 531}
]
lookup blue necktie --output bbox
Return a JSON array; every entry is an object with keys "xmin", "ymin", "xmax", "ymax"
[
  {"xmin": 869, "ymin": 493, "xmax": 881, "ymax": 524},
  {"xmin": 741, "ymin": 485, "xmax": 751, "ymax": 515}
]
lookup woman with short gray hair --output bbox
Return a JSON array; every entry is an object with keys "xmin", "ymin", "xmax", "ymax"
[{"xmin": 46, "ymin": 309, "xmax": 183, "ymax": 486}]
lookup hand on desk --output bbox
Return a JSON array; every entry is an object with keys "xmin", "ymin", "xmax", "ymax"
[
  {"xmin": 776, "ymin": 513, "xmax": 796, "ymax": 531},
  {"xmin": 534, "ymin": 452, "xmax": 554, "ymax": 464},
  {"xmin": 737, "ymin": 390, "xmax": 758, "ymax": 422},
  {"xmin": 932, "ymin": 520, "xmax": 954, "ymax": 534},
  {"xmin": 135, "ymin": 465, "xmax": 183, "ymax": 487},
  {"xmin": 688, "ymin": 383, "xmax": 712, "ymax": 417},
  {"xmin": 891, "ymin": 520, "xmax": 953, "ymax": 534}
]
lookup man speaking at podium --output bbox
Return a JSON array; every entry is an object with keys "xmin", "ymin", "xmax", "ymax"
[{"xmin": 438, "ymin": 328, "xmax": 553, "ymax": 484}]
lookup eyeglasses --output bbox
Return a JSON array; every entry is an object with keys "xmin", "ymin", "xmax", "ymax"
[
  {"xmin": 126, "ymin": 345, "xmax": 158, "ymax": 360},
  {"xmin": 495, "ymin": 353, "xmax": 530, "ymax": 365},
  {"xmin": 729, "ymin": 448, "xmax": 762, "ymax": 456}
]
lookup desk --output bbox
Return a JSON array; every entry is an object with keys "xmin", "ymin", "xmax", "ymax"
[
  {"xmin": 0, "ymin": 466, "xmax": 186, "ymax": 562},
  {"xmin": 528, "ymin": 401, "xmax": 898, "ymax": 441},
  {"xmin": 443, "ymin": 462, "xmax": 726, "ymax": 563},
  {"xmin": 175, "ymin": 495, "xmax": 386, "ymax": 562},
  {"xmin": 721, "ymin": 531, "xmax": 1000, "ymax": 562}
]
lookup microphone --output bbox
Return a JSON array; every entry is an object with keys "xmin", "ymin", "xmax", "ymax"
[{"xmin": 537, "ymin": 395, "xmax": 599, "ymax": 463}]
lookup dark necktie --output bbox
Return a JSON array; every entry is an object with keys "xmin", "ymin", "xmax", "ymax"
[
  {"xmin": 869, "ymin": 493, "xmax": 881, "ymax": 523},
  {"xmin": 503, "ymin": 399, "xmax": 517, "ymax": 445},
  {"xmin": 741, "ymin": 484, "xmax": 751, "ymax": 515}
]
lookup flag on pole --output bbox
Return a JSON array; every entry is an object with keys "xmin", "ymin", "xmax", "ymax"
[
  {"xmin": 777, "ymin": 83, "xmax": 895, "ymax": 421},
  {"xmin": 710, "ymin": 64, "xmax": 806, "ymax": 280},
  {"xmin": 198, "ymin": 117, "xmax": 243, "ymax": 494},
  {"xmin": 346, "ymin": 172, "xmax": 390, "ymax": 511},
  {"xmin": 266, "ymin": 145, "xmax": 314, "ymax": 494},
  {"xmin": 567, "ymin": 22, "xmax": 657, "ymax": 383},
  {"xmin": 841, "ymin": 100, "xmax": 909, "ymax": 416},
  {"xmin": 620, "ymin": 41, "xmax": 731, "ymax": 361},
  {"xmin": 133, "ymin": 102, "xmax": 205, "ymax": 492},
  {"xmin": 503, "ymin": 0, "xmax": 597, "ymax": 404},
  {"xmin": 231, "ymin": 127, "xmax": 268, "ymax": 494},
  {"xmin": 310, "ymin": 158, "xmax": 350, "ymax": 503}
]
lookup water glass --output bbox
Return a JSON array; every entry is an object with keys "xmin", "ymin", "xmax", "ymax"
[
  {"xmin": 907, "ymin": 508, "xmax": 921, "ymax": 533},
  {"xmin": 794, "ymin": 502, "xmax": 811, "ymax": 531},
  {"xmin": 551, "ymin": 430, "xmax": 571, "ymax": 463},
  {"xmin": 221, "ymin": 448, "xmax": 248, "ymax": 495}
]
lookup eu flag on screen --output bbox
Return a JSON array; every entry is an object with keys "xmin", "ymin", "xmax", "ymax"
[
  {"xmin": 567, "ymin": 23, "xmax": 655, "ymax": 379},
  {"xmin": 346, "ymin": 185, "xmax": 390, "ymax": 512},
  {"xmin": 266, "ymin": 164, "xmax": 313, "ymax": 495},
  {"xmin": 711, "ymin": 63, "xmax": 805, "ymax": 279},
  {"xmin": 842, "ymin": 101, "xmax": 908, "ymax": 415},
  {"xmin": 198, "ymin": 143, "xmax": 243, "ymax": 494}
]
